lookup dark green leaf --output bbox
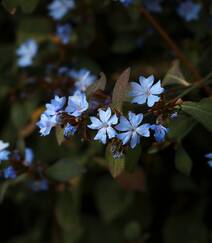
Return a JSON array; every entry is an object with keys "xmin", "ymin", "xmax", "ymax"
[
  {"xmin": 47, "ymin": 158, "xmax": 85, "ymax": 182},
  {"xmin": 95, "ymin": 177, "xmax": 133, "ymax": 222},
  {"xmin": 175, "ymin": 145, "xmax": 192, "ymax": 176},
  {"xmin": 182, "ymin": 98, "xmax": 212, "ymax": 132}
]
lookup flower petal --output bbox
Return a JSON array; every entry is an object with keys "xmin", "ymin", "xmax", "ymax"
[
  {"xmin": 88, "ymin": 117, "xmax": 103, "ymax": 130},
  {"xmin": 128, "ymin": 112, "xmax": 143, "ymax": 127},
  {"xmin": 107, "ymin": 127, "xmax": 117, "ymax": 139},
  {"xmin": 115, "ymin": 116, "xmax": 131, "ymax": 131},
  {"xmin": 147, "ymin": 94, "xmax": 160, "ymax": 107},
  {"xmin": 130, "ymin": 132, "xmax": 140, "ymax": 149},
  {"xmin": 136, "ymin": 123, "xmax": 151, "ymax": 137},
  {"xmin": 99, "ymin": 107, "xmax": 111, "ymax": 123},
  {"xmin": 117, "ymin": 131, "xmax": 132, "ymax": 145},
  {"xmin": 150, "ymin": 80, "xmax": 164, "ymax": 95},
  {"xmin": 94, "ymin": 128, "xmax": 107, "ymax": 144}
]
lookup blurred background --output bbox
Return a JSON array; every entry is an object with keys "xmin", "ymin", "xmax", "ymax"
[{"xmin": 0, "ymin": 0, "xmax": 212, "ymax": 242}]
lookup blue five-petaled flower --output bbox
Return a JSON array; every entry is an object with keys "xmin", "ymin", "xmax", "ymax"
[
  {"xmin": 177, "ymin": 0, "xmax": 201, "ymax": 22},
  {"xmin": 69, "ymin": 69, "xmax": 96, "ymax": 92},
  {"xmin": 205, "ymin": 153, "xmax": 212, "ymax": 167},
  {"xmin": 88, "ymin": 107, "xmax": 118, "ymax": 144},
  {"xmin": 115, "ymin": 111, "xmax": 150, "ymax": 149},
  {"xmin": 130, "ymin": 75, "xmax": 164, "ymax": 107},
  {"xmin": 45, "ymin": 95, "xmax": 66, "ymax": 117},
  {"xmin": 16, "ymin": 39, "xmax": 38, "ymax": 67},
  {"xmin": 37, "ymin": 114, "xmax": 58, "ymax": 136},
  {"xmin": 4, "ymin": 166, "xmax": 16, "ymax": 179},
  {"xmin": 48, "ymin": 0, "xmax": 75, "ymax": 20},
  {"xmin": 0, "ymin": 140, "xmax": 10, "ymax": 162},
  {"xmin": 65, "ymin": 90, "xmax": 89, "ymax": 117},
  {"xmin": 150, "ymin": 124, "xmax": 168, "ymax": 143},
  {"xmin": 56, "ymin": 24, "xmax": 73, "ymax": 45}
]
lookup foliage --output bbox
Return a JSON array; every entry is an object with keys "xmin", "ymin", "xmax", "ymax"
[{"xmin": 0, "ymin": 0, "xmax": 212, "ymax": 243}]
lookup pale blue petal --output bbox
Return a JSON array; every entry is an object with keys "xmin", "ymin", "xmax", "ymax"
[
  {"xmin": 115, "ymin": 116, "xmax": 131, "ymax": 131},
  {"xmin": 128, "ymin": 112, "xmax": 143, "ymax": 127},
  {"xmin": 107, "ymin": 127, "xmax": 117, "ymax": 139},
  {"xmin": 136, "ymin": 123, "xmax": 151, "ymax": 137},
  {"xmin": 117, "ymin": 131, "xmax": 132, "ymax": 145},
  {"xmin": 130, "ymin": 132, "xmax": 140, "ymax": 149},
  {"xmin": 99, "ymin": 107, "xmax": 111, "ymax": 123},
  {"xmin": 108, "ymin": 114, "xmax": 118, "ymax": 125},
  {"xmin": 94, "ymin": 128, "xmax": 107, "ymax": 144},
  {"xmin": 147, "ymin": 94, "xmax": 160, "ymax": 107},
  {"xmin": 150, "ymin": 80, "xmax": 164, "ymax": 95},
  {"xmin": 131, "ymin": 94, "xmax": 147, "ymax": 104},
  {"xmin": 88, "ymin": 117, "xmax": 103, "ymax": 129}
]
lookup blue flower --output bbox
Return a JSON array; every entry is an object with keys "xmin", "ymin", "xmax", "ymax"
[
  {"xmin": 177, "ymin": 0, "xmax": 201, "ymax": 22},
  {"xmin": 48, "ymin": 0, "xmax": 75, "ymax": 20},
  {"xmin": 4, "ymin": 166, "xmax": 16, "ymax": 179},
  {"xmin": 88, "ymin": 107, "xmax": 118, "ymax": 144},
  {"xmin": 69, "ymin": 69, "xmax": 96, "ymax": 92},
  {"xmin": 0, "ymin": 141, "xmax": 10, "ymax": 162},
  {"xmin": 45, "ymin": 95, "xmax": 66, "ymax": 116},
  {"xmin": 130, "ymin": 75, "xmax": 164, "ymax": 107},
  {"xmin": 16, "ymin": 39, "xmax": 38, "ymax": 67},
  {"xmin": 56, "ymin": 24, "xmax": 73, "ymax": 44},
  {"xmin": 150, "ymin": 124, "xmax": 168, "ymax": 143},
  {"xmin": 118, "ymin": 0, "xmax": 134, "ymax": 6},
  {"xmin": 115, "ymin": 111, "xmax": 150, "ymax": 149},
  {"xmin": 29, "ymin": 179, "xmax": 48, "ymax": 192},
  {"xmin": 23, "ymin": 148, "xmax": 34, "ymax": 166},
  {"xmin": 205, "ymin": 153, "xmax": 212, "ymax": 167},
  {"xmin": 64, "ymin": 123, "xmax": 77, "ymax": 138},
  {"xmin": 37, "ymin": 114, "xmax": 57, "ymax": 136},
  {"xmin": 143, "ymin": 0, "xmax": 163, "ymax": 13},
  {"xmin": 65, "ymin": 91, "xmax": 89, "ymax": 117},
  {"xmin": 170, "ymin": 112, "xmax": 178, "ymax": 119}
]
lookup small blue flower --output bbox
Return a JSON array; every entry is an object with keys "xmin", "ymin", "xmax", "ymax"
[
  {"xmin": 170, "ymin": 112, "xmax": 178, "ymax": 119},
  {"xmin": 115, "ymin": 111, "xmax": 150, "ymax": 149},
  {"xmin": 130, "ymin": 75, "xmax": 164, "ymax": 107},
  {"xmin": 143, "ymin": 0, "xmax": 163, "ymax": 13},
  {"xmin": 64, "ymin": 123, "xmax": 77, "ymax": 138},
  {"xmin": 150, "ymin": 124, "xmax": 168, "ymax": 143},
  {"xmin": 69, "ymin": 69, "xmax": 96, "ymax": 92},
  {"xmin": 118, "ymin": 0, "xmax": 134, "ymax": 6},
  {"xmin": 4, "ymin": 166, "xmax": 16, "ymax": 179},
  {"xmin": 205, "ymin": 153, "xmax": 212, "ymax": 167},
  {"xmin": 45, "ymin": 95, "xmax": 66, "ymax": 116},
  {"xmin": 23, "ymin": 148, "xmax": 34, "ymax": 166},
  {"xmin": 29, "ymin": 179, "xmax": 48, "ymax": 192},
  {"xmin": 48, "ymin": 0, "xmax": 75, "ymax": 20},
  {"xmin": 177, "ymin": 0, "xmax": 201, "ymax": 22},
  {"xmin": 16, "ymin": 39, "xmax": 38, "ymax": 67},
  {"xmin": 88, "ymin": 107, "xmax": 118, "ymax": 144},
  {"xmin": 0, "ymin": 141, "xmax": 10, "ymax": 162},
  {"xmin": 65, "ymin": 91, "xmax": 89, "ymax": 117},
  {"xmin": 56, "ymin": 24, "xmax": 73, "ymax": 44},
  {"xmin": 37, "ymin": 114, "xmax": 57, "ymax": 136}
]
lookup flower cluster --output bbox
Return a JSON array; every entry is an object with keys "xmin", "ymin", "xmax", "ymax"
[{"xmin": 37, "ymin": 73, "xmax": 169, "ymax": 156}]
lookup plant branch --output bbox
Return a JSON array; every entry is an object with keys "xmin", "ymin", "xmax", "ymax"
[{"xmin": 140, "ymin": 7, "xmax": 211, "ymax": 95}]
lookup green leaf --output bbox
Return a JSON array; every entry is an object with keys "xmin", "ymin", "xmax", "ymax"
[
  {"xmin": 95, "ymin": 177, "xmax": 133, "ymax": 222},
  {"xmin": 56, "ymin": 192, "xmax": 83, "ymax": 242},
  {"xmin": 18, "ymin": 17, "xmax": 52, "ymax": 43},
  {"xmin": 87, "ymin": 72, "xmax": 107, "ymax": 96},
  {"xmin": 112, "ymin": 67, "xmax": 131, "ymax": 111},
  {"xmin": 19, "ymin": 0, "xmax": 39, "ymax": 13},
  {"xmin": 168, "ymin": 114, "xmax": 197, "ymax": 141},
  {"xmin": 47, "ymin": 158, "xmax": 85, "ymax": 182},
  {"xmin": 175, "ymin": 145, "xmax": 192, "ymax": 176},
  {"xmin": 162, "ymin": 60, "xmax": 190, "ymax": 87},
  {"xmin": 106, "ymin": 144, "xmax": 125, "ymax": 178},
  {"xmin": 182, "ymin": 98, "xmax": 212, "ymax": 132},
  {"xmin": 55, "ymin": 126, "xmax": 65, "ymax": 146},
  {"xmin": 2, "ymin": 0, "xmax": 19, "ymax": 13},
  {"xmin": 2, "ymin": 0, "xmax": 39, "ymax": 13}
]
